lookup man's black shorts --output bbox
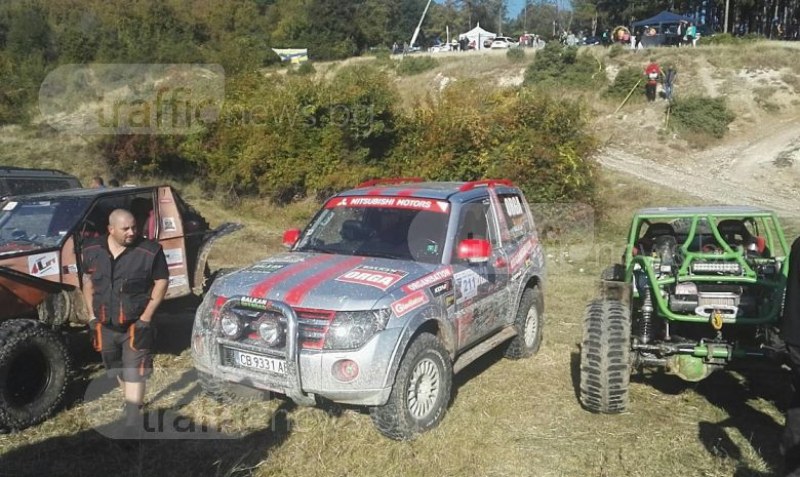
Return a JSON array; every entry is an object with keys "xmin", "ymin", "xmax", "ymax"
[{"xmin": 94, "ymin": 322, "xmax": 155, "ymax": 383}]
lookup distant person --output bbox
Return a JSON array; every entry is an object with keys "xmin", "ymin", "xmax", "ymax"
[
  {"xmin": 781, "ymin": 236, "xmax": 800, "ymax": 476},
  {"xmin": 663, "ymin": 66, "xmax": 677, "ymax": 101},
  {"xmin": 644, "ymin": 58, "xmax": 662, "ymax": 102},
  {"xmin": 90, "ymin": 176, "xmax": 105, "ymax": 189},
  {"xmin": 686, "ymin": 22, "xmax": 697, "ymax": 47}
]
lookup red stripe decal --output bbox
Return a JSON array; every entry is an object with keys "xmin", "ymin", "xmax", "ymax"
[
  {"xmin": 284, "ymin": 257, "xmax": 365, "ymax": 306},
  {"xmin": 250, "ymin": 255, "xmax": 335, "ymax": 298},
  {"xmin": 366, "ymin": 188, "xmax": 384, "ymax": 195},
  {"xmin": 396, "ymin": 189, "xmax": 415, "ymax": 197}
]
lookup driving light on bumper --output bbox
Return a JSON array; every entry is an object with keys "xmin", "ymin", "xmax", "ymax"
[
  {"xmin": 257, "ymin": 318, "xmax": 284, "ymax": 347},
  {"xmin": 220, "ymin": 312, "xmax": 243, "ymax": 339}
]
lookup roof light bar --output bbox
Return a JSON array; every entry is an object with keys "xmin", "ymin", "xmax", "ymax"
[{"xmin": 459, "ymin": 179, "xmax": 515, "ymax": 192}]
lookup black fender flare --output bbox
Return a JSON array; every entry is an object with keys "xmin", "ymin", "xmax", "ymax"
[{"xmin": 191, "ymin": 222, "xmax": 244, "ymax": 295}]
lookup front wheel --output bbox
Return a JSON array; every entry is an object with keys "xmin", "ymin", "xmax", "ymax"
[
  {"xmin": 0, "ymin": 319, "xmax": 72, "ymax": 432},
  {"xmin": 579, "ymin": 299, "xmax": 632, "ymax": 414},
  {"xmin": 369, "ymin": 333, "xmax": 452, "ymax": 440},
  {"xmin": 505, "ymin": 286, "xmax": 544, "ymax": 359}
]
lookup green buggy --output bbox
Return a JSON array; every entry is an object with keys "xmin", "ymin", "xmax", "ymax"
[{"xmin": 580, "ymin": 206, "xmax": 789, "ymax": 413}]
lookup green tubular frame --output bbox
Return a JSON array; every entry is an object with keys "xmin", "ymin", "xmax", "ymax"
[{"xmin": 622, "ymin": 211, "xmax": 790, "ymax": 325}]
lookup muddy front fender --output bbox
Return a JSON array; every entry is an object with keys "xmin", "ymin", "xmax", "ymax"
[
  {"xmin": 191, "ymin": 222, "xmax": 244, "ymax": 295},
  {"xmin": 378, "ymin": 305, "xmax": 454, "ymax": 403}
]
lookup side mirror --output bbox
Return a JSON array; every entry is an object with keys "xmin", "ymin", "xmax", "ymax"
[
  {"xmin": 457, "ymin": 239, "xmax": 491, "ymax": 263},
  {"xmin": 282, "ymin": 228, "xmax": 301, "ymax": 248}
]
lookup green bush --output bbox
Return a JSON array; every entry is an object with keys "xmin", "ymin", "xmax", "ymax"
[
  {"xmin": 669, "ymin": 96, "xmax": 735, "ymax": 138},
  {"xmin": 396, "ymin": 56, "xmax": 439, "ymax": 76},
  {"xmin": 701, "ymin": 32, "xmax": 764, "ymax": 46},
  {"xmin": 388, "ymin": 81, "xmax": 597, "ymax": 203},
  {"xmin": 523, "ymin": 42, "xmax": 606, "ymax": 90},
  {"xmin": 605, "ymin": 66, "xmax": 644, "ymax": 100},
  {"xmin": 506, "ymin": 47, "xmax": 526, "ymax": 63},
  {"xmin": 288, "ymin": 62, "xmax": 316, "ymax": 76}
]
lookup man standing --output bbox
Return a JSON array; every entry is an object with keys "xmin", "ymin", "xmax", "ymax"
[
  {"xmin": 782, "ymin": 236, "xmax": 800, "ymax": 476},
  {"xmin": 82, "ymin": 209, "xmax": 169, "ymax": 432},
  {"xmin": 644, "ymin": 58, "xmax": 662, "ymax": 102}
]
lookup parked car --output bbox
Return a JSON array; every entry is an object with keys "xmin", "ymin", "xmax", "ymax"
[
  {"xmin": 0, "ymin": 185, "xmax": 241, "ymax": 431},
  {"xmin": 490, "ymin": 36, "xmax": 518, "ymax": 49},
  {"xmin": 192, "ymin": 178, "xmax": 546, "ymax": 440},
  {"xmin": 581, "ymin": 36, "xmax": 602, "ymax": 46},
  {"xmin": 0, "ymin": 167, "xmax": 81, "ymax": 200}
]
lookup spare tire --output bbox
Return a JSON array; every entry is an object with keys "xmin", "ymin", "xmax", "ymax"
[{"xmin": 0, "ymin": 319, "xmax": 72, "ymax": 432}]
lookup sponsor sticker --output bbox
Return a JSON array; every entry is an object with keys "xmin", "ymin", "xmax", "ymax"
[
  {"xmin": 336, "ymin": 265, "xmax": 408, "ymax": 290},
  {"xmin": 509, "ymin": 238, "xmax": 535, "ymax": 271},
  {"xmin": 250, "ymin": 263, "xmax": 287, "ymax": 273},
  {"xmin": 164, "ymin": 248, "xmax": 184, "ymax": 267},
  {"xmin": 402, "ymin": 267, "xmax": 453, "ymax": 293},
  {"xmin": 168, "ymin": 274, "xmax": 188, "ymax": 288},
  {"xmin": 429, "ymin": 279, "xmax": 453, "ymax": 297},
  {"xmin": 162, "ymin": 217, "xmax": 177, "ymax": 232},
  {"xmin": 325, "ymin": 197, "xmax": 450, "ymax": 214},
  {"xmin": 391, "ymin": 290, "xmax": 430, "ymax": 317},
  {"xmin": 240, "ymin": 296, "xmax": 272, "ymax": 310},
  {"xmin": 28, "ymin": 252, "xmax": 59, "ymax": 277}
]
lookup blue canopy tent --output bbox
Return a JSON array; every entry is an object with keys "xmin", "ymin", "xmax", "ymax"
[
  {"xmin": 631, "ymin": 11, "xmax": 695, "ymax": 47},
  {"xmin": 632, "ymin": 11, "xmax": 695, "ymax": 28}
]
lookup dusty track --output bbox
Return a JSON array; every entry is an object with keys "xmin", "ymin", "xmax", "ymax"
[{"xmin": 596, "ymin": 116, "xmax": 800, "ymax": 216}]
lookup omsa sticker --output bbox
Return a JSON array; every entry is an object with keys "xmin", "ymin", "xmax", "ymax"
[{"xmin": 28, "ymin": 252, "xmax": 59, "ymax": 277}]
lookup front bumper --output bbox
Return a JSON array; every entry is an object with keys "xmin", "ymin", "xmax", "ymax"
[{"xmin": 192, "ymin": 296, "xmax": 399, "ymax": 406}]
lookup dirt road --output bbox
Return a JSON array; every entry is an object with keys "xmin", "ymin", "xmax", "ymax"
[{"xmin": 596, "ymin": 116, "xmax": 800, "ymax": 216}]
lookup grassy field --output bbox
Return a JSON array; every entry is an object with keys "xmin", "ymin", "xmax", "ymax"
[
  {"xmin": 0, "ymin": 169, "xmax": 792, "ymax": 477},
  {"xmin": 2, "ymin": 42, "xmax": 799, "ymax": 476}
]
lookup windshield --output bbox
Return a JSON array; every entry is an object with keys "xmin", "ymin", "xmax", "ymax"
[
  {"xmin": 296, "ymin": 198, "xmax": 450, "ymax": 264},
  {"xmin": 0, "ymin": 197, "xmax": 91, "ymax": 253}
]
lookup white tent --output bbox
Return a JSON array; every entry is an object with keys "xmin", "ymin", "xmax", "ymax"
[{"xmin": 458, "ymin": 23, "xmax": 496, "ymax": 50}]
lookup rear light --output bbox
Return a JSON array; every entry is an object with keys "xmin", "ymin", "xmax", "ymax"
[{"xmin": 332, "ymin": 359, "xmax": 360, "ymax": 382}]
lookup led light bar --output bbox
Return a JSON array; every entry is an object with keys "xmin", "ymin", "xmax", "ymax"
[{"xmin": 691, "ymin": 262, "xmax": 742, "ymax": 274}]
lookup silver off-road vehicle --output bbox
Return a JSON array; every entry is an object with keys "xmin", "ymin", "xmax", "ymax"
[{"xmin": 192, "ymin": 178, "xmax": 546, "ymax": 440}]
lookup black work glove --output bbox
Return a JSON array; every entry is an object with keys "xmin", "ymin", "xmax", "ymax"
[{"xmin": 131, "ymin": 320, "xmax": 155, "ymax": 350}]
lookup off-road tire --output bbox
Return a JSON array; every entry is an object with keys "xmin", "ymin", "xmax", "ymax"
[
  {"xmin": 579, "ymin": 299, "xmax": 631, "ymax": 414},
  {"xmin": 601, "ymin": 264, "xmax": 624, "ymax": 282},
  {"xmin": 370, "ymin": 333, "xmax": 452, "ymax": 440},
  {"xmin": 0, "ymin": 319, "xmax": 72, "ymax": 432},
  {"xmin": 505, "ymin": 286, "xmax": 544, "ymax": 359},
  {"xmin": 198, "ymin": 371, "xmax": 271, "ymax": 403}
]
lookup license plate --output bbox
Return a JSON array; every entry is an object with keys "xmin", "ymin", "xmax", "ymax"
[{"xmin": 232, "ymin": 350, "xmax": 286, "ymax": 375}]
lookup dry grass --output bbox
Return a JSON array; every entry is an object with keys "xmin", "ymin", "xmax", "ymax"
[
  {"xmin": 0, "ymin": 168, "xmax": 792, "ymax": 477},
  {"xmin": 1, "ymin": 46, "xmax": 798, "ymax": 477}
]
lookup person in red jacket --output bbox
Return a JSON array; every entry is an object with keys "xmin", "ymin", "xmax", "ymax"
[{"xmin": 644, "ymin": 58, "xmax": 662, "ymax": 102}]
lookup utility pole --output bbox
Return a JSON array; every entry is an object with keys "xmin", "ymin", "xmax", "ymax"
[
  {"xmin": 724, "ymin": 0, "xmax": 729, "ymax": 33},
  {"xmin": 409, "ymin": 0, "xmax": 433, "ymax": 49},
  {"xmin": 524, "ymin": 1, "xmax": 528, "ymax": 33}
]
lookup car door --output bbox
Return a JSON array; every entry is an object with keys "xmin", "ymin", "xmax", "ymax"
[
  {"xmin": 450, "ymin": 198, "xmax": 511, "ymax": 349},
  {"xmin": 154, "ymin": 186, "xmax": 192, "ymax": 298},
  {"xmin": 491, "ymin": 189, "xmax": 539, "ymax": 325}
]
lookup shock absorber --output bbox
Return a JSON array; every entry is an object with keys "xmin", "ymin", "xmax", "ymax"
[{"xmin": 639, "ymin": 286, "xmax": 655, "ymax": 344}]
